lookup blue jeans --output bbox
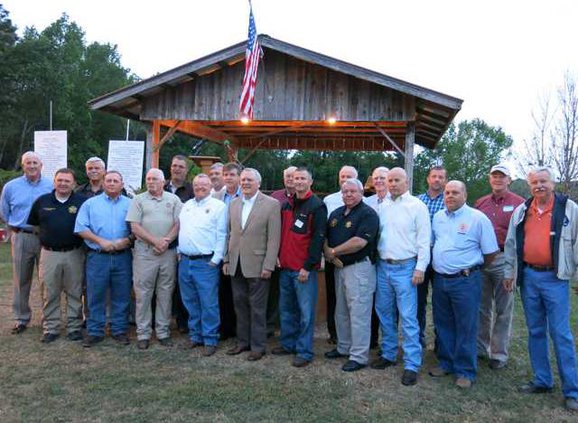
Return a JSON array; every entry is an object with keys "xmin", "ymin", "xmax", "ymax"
[
  {"xmin": 279, "ymin": 269, "xmax": 318, "ymax": 361},
  {"xmin": 433, "ymin": 270, "xmax": 481, "ymax": 381},
  {"xmin": 521, "ymin": 268, "xmax": 578, "ymax": 399},
  {"xmin": 376, "ymin": 258, "xmax": 422, "ymax": 371},
  {"xmin": 86, "ymin": 250, "xmax": 132, "ymax": 337},
  {"xmin": 179, "ymin": 257, "xmax": 220, "ymax": 346}
]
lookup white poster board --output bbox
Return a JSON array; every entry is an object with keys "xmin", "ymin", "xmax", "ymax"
[
  {"xmin": 107, "ymin": 140, "xmax": 145, "ymax": 191},
  {"xmin": 34, "ymin": 130, "xmax": 67, "ymax": 180}
]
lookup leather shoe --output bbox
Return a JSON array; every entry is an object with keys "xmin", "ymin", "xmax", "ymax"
[
  {"xmin": 137, "ymin": 339, "xmax": 150, "ymax": 350},
  {"xmin": 41, "ymin": 333, "xmax": 59, "ymax": 343},
  {"xmin": 158, "ymin": 337, "xmax": 173, "ymax": 347},
  {"xmin": 272, "ymin": 346, "xmax": 292, "ymax": 355},
  {"xmin": 203, "ymin": 345, "xmax": 217, "ymax": 357},
  {"xmin": 565, "ymin": 397, "xmax": 578, "ymax": 411},
  {"xmin": 327, "ymin": 336, "xmax": 337, "ymax": 345},
  {"xmin": 429, "ymin": 366, "xmax": 450, "ymax": 377},
  {"xmin": 324, "ymin": 349, "xmax": 347, "ymax": 359},
  {"xmin": 292, "ymin": 357, "xmax": 310, "ymax": 368},
  {"xmin": 518, "ymin": 382, "xmax": 553, "ymax": 394},
  {"xmin": 83, "ymin": 335, "xmax": 104, "ymax": 348},
  {"xmin": 401, "ymin": 370, "xmax": 418, "ymax": 386},
  {"xmin": 489, "ymin": 359, "xmax": 507, "ymax": 370},
  {"xmin": 370, "ymin": 357, "xmax": 396, "ymax": 369},
  {"xmin": 227, "ymin": 345, "xmax": 250, "ymax": 355},
  {"xmin": 342, "ymin": 360, "xmax": 366, "ymax": 372},
  {"xmin": 67, "ymin": 331, "xmax": 83, "ymax": 341},
  {"xmin": 455, "ymin": 377, "xmax": 473, "ymax": 389},
  {"xmin": 112, "ymin": 333, "xmax": 130, "ymax": 345},
  {"xmin": 247, "ymin": 351, "xmax": 265, "ymax": 361},
  {"xmin": 11, "ymin": 324, "xmax": 27, "ymax": 335}
]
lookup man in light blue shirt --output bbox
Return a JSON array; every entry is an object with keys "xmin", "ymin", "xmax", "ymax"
[
  {"xmin": 0, "ymin": 151, "xmax": 52, "ymax": 334},
  {"xmin": 429, "ymin": 180, "xmax": 498, "ymax": 389},
  {"xmin": 75, "ymin": 170, "xmax": 133, "ymax": 347}
]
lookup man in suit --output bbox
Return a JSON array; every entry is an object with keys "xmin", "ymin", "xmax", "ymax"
[{"xmin": 223, "ymin": 168, "xmax": 281, "ymax": 361}]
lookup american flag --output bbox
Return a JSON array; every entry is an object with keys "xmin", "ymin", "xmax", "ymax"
[{"xmin": 239, "ymin": 6, "xmax": 262, "ymax": 119}]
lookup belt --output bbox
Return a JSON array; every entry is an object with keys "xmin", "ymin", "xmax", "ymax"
[
  {"xmin": 10, "ymin": 226, "xmax": 35, "ymax": 234},
  {"xmin": 43, "ymin": 245, "xmax": 81, "ymax": 252},
  {"xmin": 90, "ymin": 248, "xmax": 131, "ymax": 255},
  {"xmin": 183, "ymin": 253, "xmax": 214, "ymax": 260},
  {"xmin": 437, "ymin": 265, "xmax": 482, "ymax": 279},
  {"xmin": 383, "ymin": 256, "xmax": 416, "ymax": 265},
  {"xmin": 525, "ymin": 263, "xmax": 554, "ymax": 272}
]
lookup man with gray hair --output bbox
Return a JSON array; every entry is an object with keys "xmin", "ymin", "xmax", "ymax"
[
  {"xmin": 503, "ymin": 167, "xmax": 578, "ymax": 411},
  {"xmin": 270, "ymin": 165, "xmax": 298, "ymax": 206},
  {"xmin": 365, "ymin": 167, "xmax": 389, "ymax": 213},
  {"xmin": 209, "ymin": 162, "xmax": 225, "ymax": 196},
  {"xmin": 1, "ymin": 151, "xmax": 53, "ymax": 334},
  {"xmin": 324, "ymin": 178, "xmax": 379, "ymax": 372},
  {"xmin": 76, "ymin": 157, "xmax": 106, "ymax": 198},
  {"xmin": 126, "ymin": 168, "xmax": 182, "ymax": 349},
  {"xmin": 224, "ymin": 168, "xmax": 281, "ymax": 361}
]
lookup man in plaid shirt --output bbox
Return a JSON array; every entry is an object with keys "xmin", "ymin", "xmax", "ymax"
[{"xmin": 416, "ymin": 166, "xmax": 447, "ymax": 348}]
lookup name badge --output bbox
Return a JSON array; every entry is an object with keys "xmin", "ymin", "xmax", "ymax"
[
  {"xmin": 294, "ymin": 219, "xmax": 304, "ymax": 229},
  {"xmin": 503, "ymin": 205, "xmax": 514, "ymax": 212}
]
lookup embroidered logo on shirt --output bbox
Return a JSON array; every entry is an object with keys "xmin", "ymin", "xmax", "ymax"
[
  {"xmin": 345, "ymin": 221, "xmax": 352, "ymax": 228},
  {"xmin": 330, "ymin": 218, "xmax": 338, "ymax": 227},
  {"xmin": 68, "ymin": 206, "xmax": 77, "ymax": 214}
]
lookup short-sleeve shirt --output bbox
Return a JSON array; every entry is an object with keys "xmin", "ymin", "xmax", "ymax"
[
  {"xmin": 126, "ymin": 191, "xmax": 182, "ymax": 249},
  {"xmin": 1, "ymin": 175, "xmax": 53, "ymax": 229},
  {"xmin": 475, "ymin": 191, "xmax": 524, "ymax": 248},
  {"xmin": 432, "ymin": 204, "xmax": 499, "ymax": 274},
  {"xmin": 326, "ymin": 201, "xmax": 379, "ymax": 266},
  {"xmin": 27, "ymin": 191, "xmax": 86, "ymax": 249}
]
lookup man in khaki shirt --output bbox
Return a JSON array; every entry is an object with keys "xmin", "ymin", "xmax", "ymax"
[{"xmin": 126, "ymin": 168, "xmax": 182, "ymax": 349}]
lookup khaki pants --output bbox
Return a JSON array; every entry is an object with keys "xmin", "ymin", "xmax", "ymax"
[
  {"xmin": 133, "ymin": 246, "xmax": 177, "ymax": 340},
  {"xmin": 39, "ymin": 248, "xmax": 85, "ymax": 334},
  {"xmin": 11, "ymin": 232, "xmax": 41, "ymax": 325}
]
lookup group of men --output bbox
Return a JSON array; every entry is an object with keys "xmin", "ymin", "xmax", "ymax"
[{"xmin": 1, "ymin": 151, "xmax": 577, "ymax": 411}]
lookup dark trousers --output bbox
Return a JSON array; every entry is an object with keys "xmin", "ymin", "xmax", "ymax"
[
  {"xmin": 417, "ymin": 262, "xmax": 435, "ymax": 347},
  {"xmin": 266, "ymin": 269, "xmax": 280, "ymax": 336},
  {"xmin": 325, "ymin": 261, "xmax": 337, "ymax": 339},
  {"xmin": 370, "ymin": 296, "xmax": 380, "ymax": 348},
  {"xmin": 172, "ymin": 281, "xmax": 189, "ymax": 331},
  {"xmin": 231, "ymin": 265, "xmax": 269, "ymax": 353},
  {"xmin": 219, "ymin": 274, "xmax": 237, "ymax": 339}
]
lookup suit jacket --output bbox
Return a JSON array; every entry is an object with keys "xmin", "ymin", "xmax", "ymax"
[{"xmin": 224, "ymin": 191, "xmax": 281, "ymax": 278}]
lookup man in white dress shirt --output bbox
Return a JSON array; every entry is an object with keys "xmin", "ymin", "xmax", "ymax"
[
  {"xmin": 365, "ymin": 167, "xmax": 389, "ymax": 213},
  {"xmin": 178, "ymin": 174, "xmax": 227, "ymax": 356},
  {"xmin": 371, "ymin": 167, "xmax": 431, "ymax": 386}
]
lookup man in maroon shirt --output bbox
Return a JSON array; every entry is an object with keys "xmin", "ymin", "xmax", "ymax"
[
  {"xmin": 475, "ymin": 164, "xmax": 524, "ymax": 369},
  {"xmin": 270, "ymin": 166, "xmax": 297, "ymax": 206}
]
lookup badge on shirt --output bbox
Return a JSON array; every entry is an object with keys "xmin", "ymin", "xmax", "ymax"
[
  {"xmin": 345, "ymin": 221, "xmax": 352, "ymax": 228},
  {"xmin": 458, "ymin": 223, "xmax": 468, "ymax": 234},
  {"xmin": 43, "ymin": 207, "xmax": 56, "ymax": 211},
  {"xmin": 294, "ymin": 219, "xmax": 304, "ymax": 229},
  {"xmin": 68, "ymin": 206, "xmax": 77, "ymax": 214},
  {"xmin": 503, "ymin": 205, "xmax": 514, "ymax": 212},
  {"xmin": 330, "ymin": 218, "xmax": 338, "ymax": 227},
  {"xmin": 206, "ymin": 208, "xmax": 210, "ymax": 214}
]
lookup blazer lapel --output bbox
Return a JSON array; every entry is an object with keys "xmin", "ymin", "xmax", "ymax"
[{"xmin": 242, "ymin": 192, "xmax": 262, "ymax": 232}]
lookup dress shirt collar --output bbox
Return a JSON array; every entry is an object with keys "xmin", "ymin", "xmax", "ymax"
[
  {"xmin": 145, "ymin": 190, "xmax": 164, "ymax": 201},
  {"xmin": 194, "ymin": 195, "xmax": 211, "ymax": 206},
  {"xmin": 242, "ymin": 191, "xmax": 259, "ymax": 205},
  {"xmin": 444, "ymin": 204, "xmax": 466, "ymax": 218},
  {"xmin": 425, "ymin": 190, "xmax": 444, "ymax": 201},
  {"xmin": 388, "ymin": 191, "xmax": 410, "ymax": 203},
  {"xmin": 104, "ymin": 193, "xmax": 122, "ymax": 203},
  {"xmin": 225, "ymin": 186, "xmax": 241, "ymax": 198}
]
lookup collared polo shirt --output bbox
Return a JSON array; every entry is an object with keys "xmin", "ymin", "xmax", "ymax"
[
  {"xmin": 270, "ymin": 188, "xmax": 293, "ymax": 207},
  {"xmin": 432, "ymin": 204, "xmax": 498, "ymax": 274},
  {"xmin": 126, "ymin": 190, "xmax": 182, "ymax": 249},
  {"xmin": 475, "ymin": 190, "xmax": 524, "ymax": 248},
  {"xmin": 74, "ymin": 193, "xmax": 131, "ymax": 250},
  {"xmin": 326, "ymin": 201, "xmax": 379, "ymax": 266},
  {"xmin": 377, "ymin": 191, "xmax": 431, "ymax": 272},
  {"xmin": 417, "ymin": 191, "xmax": 445, "ymax": 222},
  {"xmin": 178, "ymin": 195, "xmax": 227, "ymax": 264},
  {"xmin": 523, "ymin": 196, "xmax": 554, "ymax": 266},
  {"xmin": 27, "ymin": 191, "xmax": 86, "ymax": 249},
  {"xmin": 1, "ymin": 175, "xmax": 52, "ymax": 229}
]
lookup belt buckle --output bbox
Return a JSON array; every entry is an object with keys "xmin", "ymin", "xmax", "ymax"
[{"xmin": 462, "ymin": 269, "xmax": 470, "ymax": 277}]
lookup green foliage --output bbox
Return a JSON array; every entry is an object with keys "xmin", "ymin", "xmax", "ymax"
[{"xmin": 413, "ymin": 119, "xmax": 513, "ymax": 203}]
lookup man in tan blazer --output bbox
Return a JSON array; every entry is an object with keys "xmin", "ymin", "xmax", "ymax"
[{"xmin": 223, "ymin": 168, "xmax": 281, "ymax": 361}]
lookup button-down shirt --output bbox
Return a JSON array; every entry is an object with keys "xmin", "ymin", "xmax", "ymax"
[
  {"xmin": 241, "ymin": 192, "xmax": 258, "ymax": 229},
  {"xmin": 523, "ymin": 195, "xmax": 554, "ymax": 266},
  {"xmin": 74, "ymin": 193, "xmax": 131, "ymax": 250},
  {"xmin": 1, "ymin": 175, "xmax": 52, "ymax": 229},
  {"xmin": 223, "ymin": 187, "xmax": 241, "ymax": 207},
  {"xmin": 475, "ymin": 190, "xmax": 524, "ymax": 248},
  {"xmin": 323, "ymin": 191, "xmax": 344, "ymax": 219},
  {"xmin": 377, "ymin": 191, "xmax": 431, "ymax": 272},
  {"xmin": 178, "ymin": 195, "xmax": 227, "ymax": 265},
  {"xmin": 432, "ymin": 204, "xmax": 498, "ymax": 274},
  {"xmin": 418, "ymin": 191, "xmax": 445, "ymax": 222},
  {"xmin": 365, "ymin": 193, "xmax": 389, "ymax": 215},
  {"xmin": 270, "ymin": 188, "xmax": 293, "ymax": 207}
]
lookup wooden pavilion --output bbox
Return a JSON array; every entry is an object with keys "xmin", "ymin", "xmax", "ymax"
[{"xmin": 89, "ymin": 35, "xmax": 463, "ymax": 184}]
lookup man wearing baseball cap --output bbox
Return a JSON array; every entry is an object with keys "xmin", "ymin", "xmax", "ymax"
[{"xmin": 474, "ymin": 164, "xmax": 524, "ymax": 369}]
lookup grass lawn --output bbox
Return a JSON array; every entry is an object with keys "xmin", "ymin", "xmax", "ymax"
[{"xmin": 0, "ymin": 242, "xmax": 577, "ymax": 422}]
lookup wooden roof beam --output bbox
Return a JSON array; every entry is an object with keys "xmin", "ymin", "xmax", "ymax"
[{"xmin": 374, "ymin": 124, "xmax": 406, "ymax": 158}]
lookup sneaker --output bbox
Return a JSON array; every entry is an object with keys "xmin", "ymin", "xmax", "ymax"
[
  {"xmin": 203, "ymin": 345, "xmax": 217, "ymax": 357},
  {"xmin": 401, "ymin": 370, "xmax": 418, "ymax": 386},
  {"xmin": 428, "ymin": 366, "xmax": 450, "ymax": 377},
  {"xmin": 271, "ymin": 346, "xmax": 292, "ymax": 356},
  {"xmin": 112, "ymin": 333, "xmax": 130, "ymax": 345},
  {"xmin": 67, "ymin": 331, "xmax": 83, "ymax": 341},
  {"xmin": 342, "ymin": 360, "xmax": 366, "ymax": 372},
  {"xmin": 41, "ymin": 333, "xmax": 59, "ymax": 343},
  {"xmin": 489, "ymin": 359, "xmax": 507, "ymax": 370},
  {"xmin": 370, "ymin": 357, "xmax": 396, "ymax": 369},
  {"xmin": 137, "ymin": 339, "xmax": 150, "ymax": 350},
  {"xmin": 83, "ymin": 335, "xmax": 104, "ymax": 348},
  {"xmin": 518, "ymin": 382, "xmax": 553, "ymax": 394},
  {"xmin": 158, "ymin": 337, "xmax": 173, "ymax": 347},
  {"xmin": 324, "ymin": 349, "xmax": 347, "ymax": 359},
  {"xmin": 455, "ymin": 377, "xmax": 473, "ymax": 389},
  {"xmin": 565, "ymin": 397, "xmax": 578, "ymax": 411},
  {"xmin": 292, "ymin": 357, "xmax": 310, "ymax": 368}
]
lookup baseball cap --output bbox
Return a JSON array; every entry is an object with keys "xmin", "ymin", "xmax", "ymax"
[{"xmin": 490, "ymin": 164, "xmax": 510, "ymax": 177}]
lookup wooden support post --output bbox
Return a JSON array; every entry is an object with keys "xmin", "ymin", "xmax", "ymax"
[
  {"xmin": 405, "ymin": 122, "xmax": 415, "ymax": 193},
  {"xmin": 226, "ymin": 141, "xmax": 238, "ymax": 163},
  {"xmin": 151, "ymin": 120, "xmax": 161, "ymax": 168},
  {"xmin": 145, "ymin": 122, "xmax": 153, "ymax": 172}
]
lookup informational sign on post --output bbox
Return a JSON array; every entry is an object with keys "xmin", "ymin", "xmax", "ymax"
[
  {"xmin": 107, "ymin": 140, "xmax": 145, "ymax": 192},
  {"xmin": 34, "ymin": 130, "xmax": 67, "ymax": 180}
]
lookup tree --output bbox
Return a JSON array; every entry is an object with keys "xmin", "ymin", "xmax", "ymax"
[{"xmin": 413, "ymin": 119, "xmax": 513, "ymax": 203}]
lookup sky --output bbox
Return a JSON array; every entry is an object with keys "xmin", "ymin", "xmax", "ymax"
[{"xmin": 4, "ymin": 0, "xmax": 578, "ymax": 151}]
